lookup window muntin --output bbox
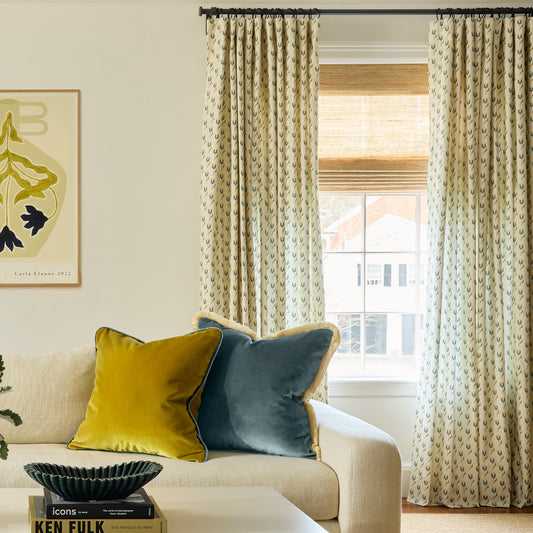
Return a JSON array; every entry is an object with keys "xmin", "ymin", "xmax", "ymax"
[{"xmin": 320, "ymin": 193, "xmax": 427, "ymax": 379}]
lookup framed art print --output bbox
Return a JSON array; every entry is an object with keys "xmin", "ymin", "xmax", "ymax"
[{"xmin": 0, "ymin": 90, "xmax": 80, "ymax": 285}]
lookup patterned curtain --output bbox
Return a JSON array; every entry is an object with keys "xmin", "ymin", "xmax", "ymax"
[
  {"xmin": 409, "ymin": 14, "xmax": 533, "ymax": 507},
  {"xmin": 200, "ymin": 15, "xmax": 328, "ymax": 400}
]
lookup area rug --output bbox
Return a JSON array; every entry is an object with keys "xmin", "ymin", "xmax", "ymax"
[{"xmin": 401, "ymin": 513, "xmax": 533, "ymax": 532}]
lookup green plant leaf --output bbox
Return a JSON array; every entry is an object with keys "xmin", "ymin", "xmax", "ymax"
[
  {"xmin": 0, "ymin": 438, "xmax": 8, "ymax": 460},
  {"xmin": 0, "ymin": 409, "xmax": 22, "ymax": 426},
  {"xmin": 0, "ymin": 354, "xmax": 22, "ymax": 459}
]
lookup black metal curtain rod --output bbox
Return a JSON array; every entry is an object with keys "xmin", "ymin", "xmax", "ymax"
[{"xmin": 199, "ymin": 6, "xmax": 533, "ymax": 18}]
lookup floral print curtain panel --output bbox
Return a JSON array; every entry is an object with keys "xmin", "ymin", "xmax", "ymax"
[
  {"xmin": 409, "ymin": 14, "xmax": 533, "ymax": 507},
  {"xmin": 200, "ymin": 15, "xmax": 328, "ymax": 400}
]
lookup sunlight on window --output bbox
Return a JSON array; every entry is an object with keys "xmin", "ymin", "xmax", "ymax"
[
  {"xmin": 320, "ymin": 194, "xmax": 428, "ymax": 379},
  {"xmin": 319, "ymin": 95, "xmax": 429, "ymax": 162}
]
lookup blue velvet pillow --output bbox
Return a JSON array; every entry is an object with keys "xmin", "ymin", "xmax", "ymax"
[{"xmin": 193, "ymin": 312, "xmax": 340, "ymax": 458}]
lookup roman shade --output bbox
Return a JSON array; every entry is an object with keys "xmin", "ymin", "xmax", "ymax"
[{"xmin": 319, "ymin": 64, "xmax": 429, "ymax": 192}]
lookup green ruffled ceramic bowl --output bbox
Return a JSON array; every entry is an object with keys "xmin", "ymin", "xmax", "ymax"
[{"xmin": 23, "ymin": 460, "xmax": 163, "ymax": 501}]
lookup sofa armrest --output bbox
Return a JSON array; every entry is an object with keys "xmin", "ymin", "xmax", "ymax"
[{"xmin": 312, "ymin": 400, "xmax": 401, "ymax": 533}]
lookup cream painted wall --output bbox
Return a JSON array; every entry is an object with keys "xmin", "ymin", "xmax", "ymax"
[{"xmin": 0, "ymin": 1, "xmax": 206, "ymax": 353}]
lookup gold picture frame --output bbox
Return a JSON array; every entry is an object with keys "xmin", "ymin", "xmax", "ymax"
[{"xmin": 0, "ymin": 90, "xmax": 80, "ymax": 285}]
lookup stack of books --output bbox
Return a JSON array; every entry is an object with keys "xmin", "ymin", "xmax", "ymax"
[{"xmin": 28, "ymin": 487, "xmax": 167, "ymax": 532}]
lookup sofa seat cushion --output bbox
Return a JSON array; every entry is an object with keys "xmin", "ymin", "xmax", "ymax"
[{"xmin": 2, "ymin": 444, "xmax": 338, "ymax": 520}]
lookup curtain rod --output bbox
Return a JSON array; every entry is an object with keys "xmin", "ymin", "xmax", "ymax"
[{"xmin": 199, "ymin": 6, "xmax": 533, "ymax": 17}]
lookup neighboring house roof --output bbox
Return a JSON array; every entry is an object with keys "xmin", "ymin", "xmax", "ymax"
[{"xmin": 325, "ymin": 196, "xmax": 427, "ymax": 251}]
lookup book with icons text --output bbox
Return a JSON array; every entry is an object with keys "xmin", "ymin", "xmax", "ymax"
[
  {"xmin": 43, "ymin": 487, "xmax": 154, "ymax": 519},
  {"xmin": 28, "ymin": 495, "xmax": 167, "ymax": 533}
]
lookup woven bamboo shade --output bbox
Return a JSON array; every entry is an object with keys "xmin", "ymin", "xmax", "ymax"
[{"xmin": 319, "ymin": 64, "xmax": 429, "ymax": 192}]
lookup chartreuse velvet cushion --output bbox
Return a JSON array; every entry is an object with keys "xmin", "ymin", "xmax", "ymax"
[
  {"xmin": 193, "ymin": 312, "xmax": 340, "ymax": 459},
  {"xmin": 67, "ymin": 327, "xmax": 222, "ymax": 462}
]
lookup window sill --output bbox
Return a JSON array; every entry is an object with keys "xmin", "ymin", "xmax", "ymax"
[{"xmin": 328, "ymin": 377, "xmax": 418, "ymax": 397}]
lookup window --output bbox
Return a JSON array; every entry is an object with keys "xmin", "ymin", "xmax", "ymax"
[
  {"xmin": 337, "ymin": 313, "xmax": 360, "ymax": 354},
  {"xmin": 398, "ymin": 264, "xmax": 407, "ymax": 287},
  {"xmin": 383, "ymin": 264, "xmax": 392, "ymax": 287},
  {"xmin": 401, "ymin": 314, "xmax": 416, "ymax": 356},
  {"xmin": 319, "ymin": 65, "xmax": 429, "ymax": 379},
  {"xmin": 367, "ymin": 264, "xmax": 383, "ymax": 286}
]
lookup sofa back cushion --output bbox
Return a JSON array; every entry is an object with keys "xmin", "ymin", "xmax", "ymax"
[{"xmin": 2, "ymin": 346, "xmax": 96, "ymax": 444}]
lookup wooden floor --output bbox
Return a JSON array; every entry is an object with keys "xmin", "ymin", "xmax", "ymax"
[{"xmin": 403, "ymin": 499, "xmax": 533, "ymax": 514}]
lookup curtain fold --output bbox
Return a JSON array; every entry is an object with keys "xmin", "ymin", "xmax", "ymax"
[
  {"xmin": 409, "ymin": 14, "xmax": 533, "ymax": 507},
  {"xmin": 200, "ymin": 15, "xmax": 327, "ymax": 400}
]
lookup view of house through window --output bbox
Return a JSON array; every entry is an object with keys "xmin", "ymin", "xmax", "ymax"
[
  {"xmin": 320, "ymin": 193, "xmax": 428, "ymax": 378},
  {"xmin": 318, "ymin": 65, "xmax": 429, "ymax": 379}
]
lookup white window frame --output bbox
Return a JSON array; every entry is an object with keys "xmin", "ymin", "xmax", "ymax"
[
  {"xmin": 322, "ymin": 191, "xmax": 426, "ymax": 380},
  {"xmin": 318, "ymin": 53, "xmax": 428, "ymax": 395}
]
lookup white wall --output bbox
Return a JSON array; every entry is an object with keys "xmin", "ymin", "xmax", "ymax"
[{"xmin": 0, "ymin": 1, "xmax": 206, "ymax": 353}]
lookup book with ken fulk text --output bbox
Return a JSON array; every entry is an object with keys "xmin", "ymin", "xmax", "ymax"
[{"xmin": 28, "ymin": 495, "xmax": 167, "ymax": 533}]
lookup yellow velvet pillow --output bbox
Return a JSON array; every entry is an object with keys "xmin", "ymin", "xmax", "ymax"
[{"xmin": 68, "ymin": 327, "xmax": 222, "ymax": 462}]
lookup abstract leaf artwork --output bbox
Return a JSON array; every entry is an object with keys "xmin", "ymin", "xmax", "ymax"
[{"xmin": 0, "ymin": 91, "xmax": 79, "ymax": 285}]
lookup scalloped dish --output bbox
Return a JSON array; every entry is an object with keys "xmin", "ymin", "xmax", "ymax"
[{"xmin": 23, "ymin": 460, "xmax": 163, "ymax": 501}]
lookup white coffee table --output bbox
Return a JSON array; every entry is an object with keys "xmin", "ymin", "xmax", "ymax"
[{"xmin": 0, "ymin": 486, "xmax": 327, "ymax": 532}]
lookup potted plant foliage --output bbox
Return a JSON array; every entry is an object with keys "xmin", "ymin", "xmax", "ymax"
[{"xmin": 0, "ymin": 354, "xmax": 22, "ymax": 459}]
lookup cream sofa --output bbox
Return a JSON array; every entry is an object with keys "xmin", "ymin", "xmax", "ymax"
[{"xmin": 0, "ymin": 346, "xmax": 401, "ymax": 533}]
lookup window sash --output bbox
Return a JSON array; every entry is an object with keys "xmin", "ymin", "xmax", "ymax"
[{"xmin": 321, "ymin": 192, "xmax": 426, "ymax": 377}]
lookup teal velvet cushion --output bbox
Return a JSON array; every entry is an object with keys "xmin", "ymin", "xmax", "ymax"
[{"xmin": 193, "ymin": 312, "xmax": 340, "ymax": 458}]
